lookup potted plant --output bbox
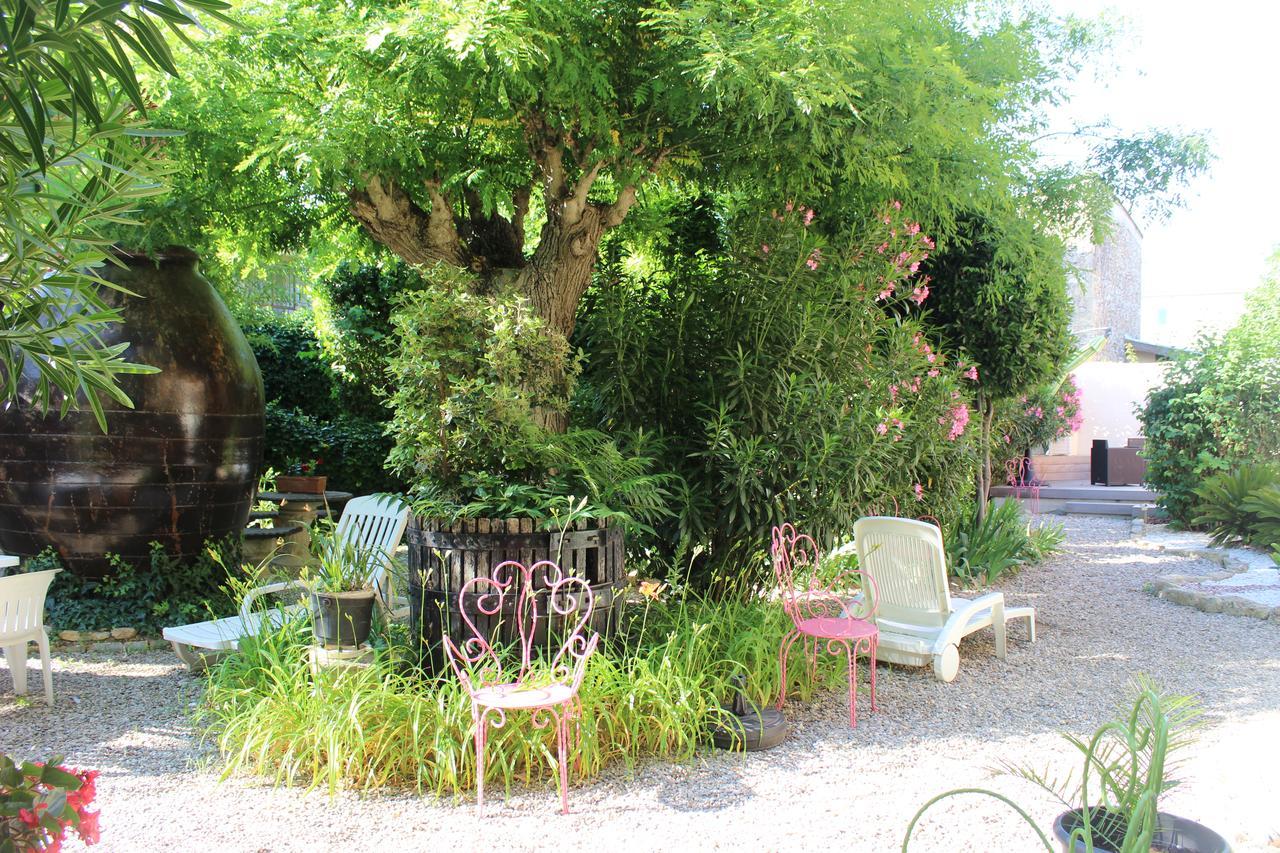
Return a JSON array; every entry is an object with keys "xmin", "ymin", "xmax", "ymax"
[
  {"xmin": 903, "ymin": 678, "xmax": 1231, "ymax": 853},
  {"xmin": 276, "ymin": 457, "xmax": 327, "ymax": 495},
  {"xmin": 305, "ymin": 531, "xmax": 380, "ymax": 649}
]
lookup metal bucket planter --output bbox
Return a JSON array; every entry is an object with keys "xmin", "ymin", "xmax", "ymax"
[
  {"xmin": 310, "ymin": 590, "xmax": 376, "ymax": 649},
  {"xmin": 405, "ymin": 517, "xmax": 624, "ymax": 674}
]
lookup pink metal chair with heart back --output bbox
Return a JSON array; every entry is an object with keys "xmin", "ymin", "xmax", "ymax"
[
  {"xmin": 772, "ymin": 523, "xmax": 880, "ymax": 728},
  {"xmin": 443, "ymin": 559, "xmax": 599, "ymax": 816}
]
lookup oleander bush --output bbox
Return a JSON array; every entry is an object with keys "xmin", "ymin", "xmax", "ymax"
[{"xmin": 577, "ymin": 200, "xmax": 980, "ymax": 586}]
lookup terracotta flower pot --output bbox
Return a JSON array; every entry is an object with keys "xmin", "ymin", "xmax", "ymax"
[{"xmin": 275, "ymin": 475, "xmax": 328, "ymax": 494}]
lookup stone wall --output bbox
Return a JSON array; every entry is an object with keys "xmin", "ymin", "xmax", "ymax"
[{"xmin": 1068, "ymin": 204, "xmax": 1143, "ymax": 361}]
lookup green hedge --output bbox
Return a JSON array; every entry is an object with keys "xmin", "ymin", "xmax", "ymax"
[{"xmin": 1139, "ymin": 275, "xmax": 1280, "ymax": 523}]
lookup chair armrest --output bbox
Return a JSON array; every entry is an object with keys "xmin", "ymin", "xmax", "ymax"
[
  {"xmin": 239, "ymin": 579, "xmax": 311, "ymax": 622},
  {"xmin": 930, "ymin": 592, "xmax": 1003, "ymax": 655}
]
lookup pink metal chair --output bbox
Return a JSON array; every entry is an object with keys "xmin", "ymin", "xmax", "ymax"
[
  {"xmin": 443, "ymin": 559, "xmax": 599, "ymax": 816},
  {"xmin": 1005, "ymin": 456, "xmax": 1041, "ymax": 515},
  {"xmin": 772, "ymin": 524, "xmax": 879, "ymax": 728}
]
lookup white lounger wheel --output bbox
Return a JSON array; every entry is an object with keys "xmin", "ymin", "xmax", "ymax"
[{"xmin": 933, "ymin": 645, "xmax": 960, "ymax": 683}]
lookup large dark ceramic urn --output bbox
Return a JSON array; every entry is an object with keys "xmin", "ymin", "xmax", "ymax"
[{"xmin": 0, "ymin": 249, "xmax": 264, "ymax": 577}]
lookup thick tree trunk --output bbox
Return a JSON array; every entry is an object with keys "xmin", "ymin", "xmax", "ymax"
[
  {"xmin": 347, "ymin": 156, "xmax": 639, "ymax": 435},
  {"xmin": 975, "ymin": 393, "xmax": 995, "ymax": 523},
  {"xmin": 509, "ymin": 208, "xmax": 607, "ymax": 431}
]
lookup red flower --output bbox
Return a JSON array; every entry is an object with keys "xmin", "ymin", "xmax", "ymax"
[
  {"xmin": 18, "ymin": 807, "xmax": 40, "ymax": 827},
  {"xmin": 77, "ymin": 809, "xmax": 101, "ymax": 845}
]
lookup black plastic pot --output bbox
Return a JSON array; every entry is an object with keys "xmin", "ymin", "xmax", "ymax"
[
  {"xmin": 1053, "ymin": 809, "xmax": 1231, "ymax": 853},
  {"xmin": 310, "ymin": 590, "xmax": 376, "ymax": 649}
]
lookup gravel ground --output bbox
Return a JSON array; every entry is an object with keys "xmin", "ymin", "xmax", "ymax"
[{"xmin": 3, "ymin": 515, "xmax": 1278, "ymax": 853}]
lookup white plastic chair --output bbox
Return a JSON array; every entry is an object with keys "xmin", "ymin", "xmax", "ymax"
[
  {"xmin": 1, "ymin": 568, "xmax": 60, "ymax": 705},
  {"xmin": 853, "ymin": 516, "xmax": 1035, "ymax": 682},
  {"xmin": 163, "ymin": 494, "xmax": 411, "ymax": 670}
]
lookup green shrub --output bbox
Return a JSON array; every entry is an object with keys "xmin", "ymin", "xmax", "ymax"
[
  {"xmin": 1241, "ymin": 485, "xmax": 1280, "ymax": 550},
  {"xmin": 242, "ymin": 314, "xmax": 343, "ymax": 421},
  {"xmin": 1139, "ymin": 272, "xmax": 1280, "ymax": 523},
  {"xmin": 263, "ymin": 402, "xmax": 401, "ymax": 496},
  {"xmin": 577, "ymin": 200, "xmax": 979, "ymax": 586},
  {"xmin": 385, "ymin": 268, "xmax": 673, "ymax": 534},
  {"xmin": 34, "ymin": 541, "xmax": 239, "ymax": 635},
  {"xmin": 1191, "ymin": 464, "xmax": 1280, "ymax": 548},
  {"xmin": 198, "ymin": 583, "xmax": 837, "ymax": 795},
  {"xmin": 946, "ymin": 500, "xmax": 1064, "ymax": 584},
  {"xmin": 312, "ymin": 260, "xmax": 431, "ymax": 419}
]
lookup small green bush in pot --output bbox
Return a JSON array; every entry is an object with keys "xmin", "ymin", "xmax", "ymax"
[{"xmin": 305, "ymin": 530, "xmax": 382, "ymax": 649}]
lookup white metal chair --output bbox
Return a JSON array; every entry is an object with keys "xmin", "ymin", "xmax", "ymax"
[
  {"xmin": 853, "ymin": 516, "xmax": 1035, "ymax": 682},
  {"xmin": 163, "ymin": 494, "xmax": 411, "ymax": 670},
  {"xmin": 1, "ymin": 568, "xmax": 60, "ymax": 705}
]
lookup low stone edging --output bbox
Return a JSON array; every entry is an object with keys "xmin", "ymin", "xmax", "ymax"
[
  {"xmin": 53, "ymin": 629, "xmax": 165, "ymax": 654},
  {"xmin": 1136, "ymin": 520, "xmax": 1280, "ymax": 623}
]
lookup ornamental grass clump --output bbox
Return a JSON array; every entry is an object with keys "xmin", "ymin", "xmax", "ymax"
[{"xmin": 198, "ymin": 581, "xmax": 841, "ymax": 796}]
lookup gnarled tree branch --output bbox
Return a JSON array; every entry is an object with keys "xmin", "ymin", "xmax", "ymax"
[{"xmin": 348, "ymin": 175, "xmax": 470, "ymax": 268}]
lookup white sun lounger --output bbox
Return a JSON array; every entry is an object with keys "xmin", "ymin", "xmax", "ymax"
[
  {"xmin": 163, "ymin": 494, "xmax": 410, "ymax": 670},
  {"xmin": 853, "ymin": 516, "xmax": 1036, "ymax": 682}
]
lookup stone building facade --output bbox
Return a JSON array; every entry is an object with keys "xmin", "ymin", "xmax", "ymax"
[{"xmin": 1066, "ymin": 204, "xmax": 1143, "ymax": 362}]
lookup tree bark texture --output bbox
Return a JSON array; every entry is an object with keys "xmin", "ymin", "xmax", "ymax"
[{"xmin": 345, "ymin": 143, "xmax": 642, "ymax": 432}]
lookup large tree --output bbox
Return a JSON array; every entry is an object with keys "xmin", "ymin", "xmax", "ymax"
[{"xmin": 141, "ymin": 2, "xmax": 1176, "ymax": 405}]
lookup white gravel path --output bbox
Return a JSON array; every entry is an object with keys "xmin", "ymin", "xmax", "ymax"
[{"xmin": 3, "ymin": 515, "xmax": 1278, "ymax": 853}]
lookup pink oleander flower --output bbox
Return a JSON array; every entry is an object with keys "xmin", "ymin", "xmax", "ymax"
[
  {"xmin": 965, "ymin": 366, "xmax": 978, "ymax": 381},
  {"xmin": 914, "ymin": 482, "xmax": 924, "ymax": 500},
  {"xmin": 761, "ymin": 243, "xmax": 770, "ymax": 254},
  {"xmin": 803, "ymin": 208, "xmax": 815, "ymax": 226},
  {"xmin": 892, "ymin": 418, "xmax": 904, "ymax": 429},
  {"xmin": 875, "ymin": 242, "xmax": 889, "ymax": 253},
  {"xmin": 1003, "ymin": 434, "xmax": 1012, "ymax": 444},
  {"xmin": 911, "ymin": 285, "xmax": 930, "ymax": 304},
  {"xmin": 907, "ymin": 222, "xmax": 920, "ymax": 235},
  {"xmin": 928, "ymin": 368, "xmax": 939, "ymax": 377},
  {"xmin": 943, "ymin": 402, "xmax": 970, "ymax": 440},
  {"xmin": 785, "ymin": 200, "xmax": 795, "ymax": 212},
  {"xmin": 877, "ymin": 288, "xmax": 893, "ymax": 301},
  {"xmin": 876, "ymin": 421, "xmax": 889, "ymax": 435},
  {"xmin": 910, "ymin": 376, "xmax": 922, "ymax": 393},
  {"xmin": 892, "ymin": 200, "xmax": 902, "ymax": 210},
  {"xmin": 909, "ymin": 262, "xmax": 920, "ymax": 273}
]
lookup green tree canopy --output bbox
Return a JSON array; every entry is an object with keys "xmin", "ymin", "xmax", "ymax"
[
  {"xmin": 139, "ymin": 1, "xmax": 1206, "ymax": 334},
  {"xmin": 919, "ymin": 209, "xmax": 1074, "ymax": 511}
]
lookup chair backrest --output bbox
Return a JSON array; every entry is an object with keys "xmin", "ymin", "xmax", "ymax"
[
  {"xmin": 771, "ymin": 523, "xmax": 876, "ymax": 626},
  {"xmin": 443, "ymin": 560, "xmax": 598, "ymax": 693},
  {"xmin": 335, "ymin": 495, "xmax": 411, "ymax": 603},
  {"xmin": 853, "ymin": 516, "xmax": 951, "ymax": 628},
  {"xmin": 0, "ymin": 569, "xmax": 60, "ymax": 641}
]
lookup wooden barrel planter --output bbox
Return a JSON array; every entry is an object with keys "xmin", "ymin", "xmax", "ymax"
[{"xmin": 405, "ymin": 518, "xmax": 625, "ymax": 674}]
